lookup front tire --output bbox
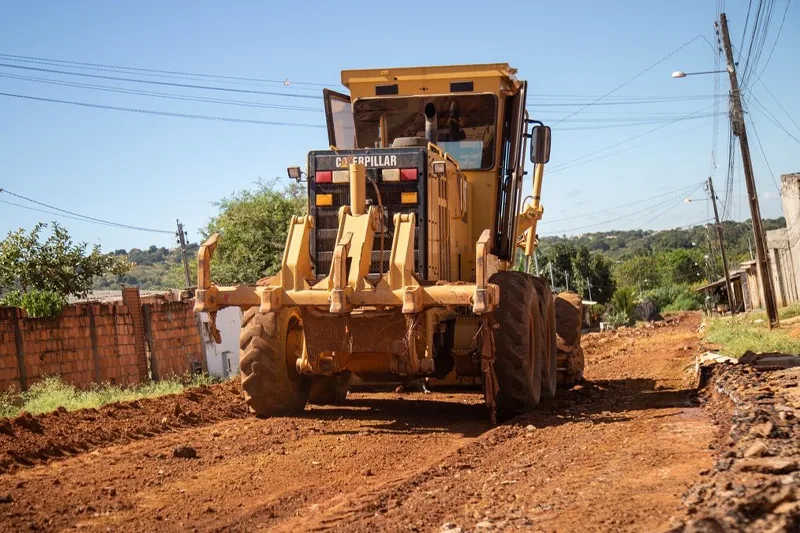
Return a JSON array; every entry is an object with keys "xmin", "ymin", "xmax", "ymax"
[
  {"xmin": 239, "ymin": 308, "xmax": 310, "ymax": 417},
  {"xmin": 489, "ymin": 271, "xmax": 542, "ymax": 421}
]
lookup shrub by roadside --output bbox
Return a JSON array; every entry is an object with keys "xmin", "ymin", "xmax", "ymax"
[
  {"xmin": 704, "ymin": 315, "xmax": 800, "ymax": 358},
  {"xmin": 0, "ymin": 374, "xmax": 218, "ymax": 418}
]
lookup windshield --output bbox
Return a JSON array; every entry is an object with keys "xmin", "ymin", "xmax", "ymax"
[{"xmin": 352, "ymin": 94, "xmax": 497, "ymax": 170}]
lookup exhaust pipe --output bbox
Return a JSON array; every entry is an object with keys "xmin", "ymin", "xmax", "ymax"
[{"xmin": 424, "ymin": 103, "xmax": 437, "ymax": 144}]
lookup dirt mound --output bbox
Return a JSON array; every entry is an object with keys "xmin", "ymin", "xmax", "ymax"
[
  {"xmin": 0, "ymin": 379, "xmax": 247, "ymax": 474},
  {"xmin": 670, "ymin": 364, "xmax": 800, "ymax": 532}
]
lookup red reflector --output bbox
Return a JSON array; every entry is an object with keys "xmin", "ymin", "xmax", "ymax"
[
  {"xmin": 400, "ymin": 168, "xmax": 418, "ymax": 181},
  {"xmin": 315, "ymin": 171, "xmax": 332, "ymax": 183}
]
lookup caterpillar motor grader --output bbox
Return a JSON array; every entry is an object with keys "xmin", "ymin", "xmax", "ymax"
[{"xmin": 195, "ymin": 63, "xmax": 583, "ymax": 421}]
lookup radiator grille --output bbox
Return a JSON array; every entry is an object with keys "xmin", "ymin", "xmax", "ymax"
[{"xmin": 311, "ymin": 169, "xmax": 424, "ymax": 278}]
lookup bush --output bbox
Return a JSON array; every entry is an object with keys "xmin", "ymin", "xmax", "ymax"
[
  {"xmin": 0, "ymin": 289, "xmax": 67, "ymax": 318},
  {"xmin": 605, "ymin": 310, "xmax": 632, "ymax": 329},
  {"xmin": 641, "ymin": 284, "xmax": 703, "ymax": 312},
  {"xmin": 611, "ymin": 288, "xmax": 636, "ymax": 318},
  {"xmin": 664, "ymin": 293, "xmax": 703, "ymax": 312}
]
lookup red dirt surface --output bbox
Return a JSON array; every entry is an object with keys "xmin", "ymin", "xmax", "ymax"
[{"xmin": 0, "ymin": 313, "xmax": 718, "ymax": 532}]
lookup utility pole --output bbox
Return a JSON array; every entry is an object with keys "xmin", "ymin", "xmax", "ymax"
[
  {"xmin": 176, "ymin": 219, "xmax": 191, "ymax": 291},
  {"xmin": 707, "ymin": 177, "xmax": 736, "ymax": 315},
  {"xmin": 534, "ymin": 250, "xmax": 540, "ymax": 276},
  {"xmin": 704, "ymin": 224, "xmax": 718, "ymax": 280},
  {"xmin": 564, "ymin": 270, "xmax": 570, "ymax": 292},
  {"xmin": 586, "ymin": 277, "xmax": 593, "ymax": 301},
  {"xmin": 548, "ymin": 262, "xmax": 555, "ymax": 288},
  {"xmin": 719, "ymin": 12, "xmax": 779, "ymax": 328}
]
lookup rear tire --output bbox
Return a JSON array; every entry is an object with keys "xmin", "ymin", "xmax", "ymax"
[
  {"xmin": 489, "ymin": 271, "xmax": 542, "ymax": 421},
  {"xmin": 533, "ymin": 278, "xmax": 558, "ymax": 400},
  {"xmin": 239, "ymin": 307, "xmax": 310, "ymax": 417},
  {"xmin": 309, "ymin": 372, "xmax": 352, "ymax": 405},
  {"xmin": 555, "ymin": 292, "xmax": 585, "ymax": 385}
]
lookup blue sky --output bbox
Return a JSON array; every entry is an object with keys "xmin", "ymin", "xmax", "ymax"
[{"xmin": 0, "ymin": 0, "xmax": 797, "ymax": 251}]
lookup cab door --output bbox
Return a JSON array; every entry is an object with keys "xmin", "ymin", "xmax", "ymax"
[
  {"xmin": 323, "ymin": 89, "xmax": 355, "ymax": 149},
  {"xmin": 493, "ymin": 82, "xmax": 528, "ymax": 261}
]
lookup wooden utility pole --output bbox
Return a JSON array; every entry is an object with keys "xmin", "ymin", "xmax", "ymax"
[
  {"xmin": 176, "ymin": 219, "xmax": 192, "ymax": 291},
  {"xmin": 707, "ymin": 177, "xmax": 736, "ymax": 315},
  {"xmin": 719, "ymin": 12, "xmax": 779, "ymax": 327}
]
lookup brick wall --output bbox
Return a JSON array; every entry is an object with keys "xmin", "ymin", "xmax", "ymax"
[
  {"xmin": 0, "ymin": 290, "xmax": 202, "ymax": 392},
  {"xmin": 145, "ymin": 301, "xmax": 203, "ymax": 380}
]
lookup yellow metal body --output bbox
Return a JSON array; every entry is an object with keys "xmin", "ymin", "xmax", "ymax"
[{"xmin": 196, "ymin": 63, "xmax": 549, "ymax": 381}]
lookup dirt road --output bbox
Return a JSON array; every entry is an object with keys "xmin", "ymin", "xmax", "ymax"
[{"xmin": 0, "ymin": 314, "xmax": 715, "ymax": 532}]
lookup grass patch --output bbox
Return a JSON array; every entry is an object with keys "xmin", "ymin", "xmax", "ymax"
[
  {"xmin": 0, "ymin": 374, "xmax": 218, "ymax": 419},
  {"xmin": 705, "ymin": 315, "xmax": 800, "ymax": 358}
]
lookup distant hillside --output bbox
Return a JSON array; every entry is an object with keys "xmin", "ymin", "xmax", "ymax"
[
  {"xmin": 539, "ymin": 217, "xmax": 786, "ymax": 265},
  {"xmin": 93, "ymin": 243, "xmax": 199, "ymax": 290}
]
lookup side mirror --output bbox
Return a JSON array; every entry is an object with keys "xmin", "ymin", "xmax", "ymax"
[{"xmin": 530, "ymin": 125, "xmax": 551, "ymax": 164}]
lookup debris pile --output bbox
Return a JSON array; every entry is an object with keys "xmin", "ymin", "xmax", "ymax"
[{"xmin": 671, "ymin": 362, "xmax": 800, "ymax": 532}]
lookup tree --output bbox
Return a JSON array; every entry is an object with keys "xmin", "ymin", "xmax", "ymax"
[
  {"xmin": 657, "ymin": 248, "xmax": 704, "ymax": 285},
  {"xmin": 0, "ymin": 222, "xmax": 131, "ymax": 299},
  {"xmin": 571, "ymin": 245, "xmax": 615, "ymax": 304},
  {"xmin": 613, "ymin": 254, "xmax": 661, "ymax": 291},
  {"xmin": 202, "ymin": 180, "xmax": 305, "ymax": 285}
]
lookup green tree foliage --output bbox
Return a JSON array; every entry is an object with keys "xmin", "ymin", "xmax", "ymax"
[
  {"xmin": 657, "ymin": 248, "xmax": 704, "ymax": 285},
  {"xmin": 540, "ymin": 217, "xmax": 785, "ymax": 265},
  {"xmin": 0, "ymin": 289, "xmax": 67, "ymax": 318},
  {"xmin": 541, "ymin": 243, "xmax": 615, "ymax": 303},
  {"xmin": 202, "ymin": 180, "xmax": 305, "ymax": 285},
  {"xmin": 0, "ymin": 222, "xmax": 130, "ymax": 299},
  {"xmin": 612, "ymin": 254, "xmax": 660, "ymax": 291}
]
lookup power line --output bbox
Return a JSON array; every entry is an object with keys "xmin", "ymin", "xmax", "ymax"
[
  {"xmin": 544, "ymin": 182, "xmax": 704, "ymax": 224},
  {"xmin": 546, "ymin": 118, "xmax": 719, "ymax": 175},
  {"xmin": 529, "ymin": 95, "xmax": 722, "ymax": 108},
  {"xmin": 0, "ymin": 189, "xmax": 174, "ymax": 234},
  {"xmin": 547, "ymin": 104, "xmax": 717, "ymax": 172},
  {"xmin": 542, "ymin": 184, "xmax": 704, "ymax": 235},
  {"xmin": 756, "ymin": 76, "xmax": 800, "ymax": 132},
  {"xmin": 757, "ymin": 0, "xmax": 792, "ymax": 77},
  {"xmin": 0, "ymin": 52, "xmax": 332, "ymax": 88},
  {"xmin": 0, "ymin": 62, "xmax": 323, "ymax": 99},
  {"xmin": 0, "ymin": 73, "xmax": 322, "ymax": 112},
  {"xmin": 0, "ymin": 91, "xmax": 327, "ymax": 128},
  {"xmin": 749, "ymin": 94, "xmax": 800, "ymax": 143},
  {"xmin": 748, "ymin": 112, "xmax": 782, "ymax": 193},
  {"xmin": 550, "ymin": 35, "xmax": 712, "ymax": 125}
]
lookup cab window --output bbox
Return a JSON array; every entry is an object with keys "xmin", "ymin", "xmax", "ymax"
[{"xmin": 352, "ymin": 94, "xmax": 497, "ymax": 170}]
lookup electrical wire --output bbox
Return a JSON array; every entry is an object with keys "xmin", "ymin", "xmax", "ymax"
[
  {"xmin": 756, "ymin": 76, "xmax": 800, "ymax": 132},
  {"xmin": 544, "ymin": 182, "xmax": 704, "ymax": 224},
  {"xmin": 748, "ymin": 112, "xmax": 782, "ymax": 193},
  {"xmin": 547, "ymin": 105, "xmax": 717, "ymax": 173},
  {"xmin": 550, "ymin": 35, "xmax": 712, "ymax": 125},
  {"xmin": 0, "ymin": 189, "xmax": 173, "ymax": 234},
  {"xmin": 749, "ymin": 94, "xmax": 800, "ymax": 143},
  {"xmin": 0, "ymin": 52, "xmax": 333, "ymax": 88},
  {"xmin": 0, "ymin": 73, "xmax": 322, "ymax": 112},
  {"xmin": 0, "ymin": 91, "xmax": 326, "ymax": 128},
  {"xmin": 0, "ymin": 62, "xmax": 323, "ymax": 99},
  {"xmin": 541, "ymin": 184, "xmax": 704, "ymax": 235},
  {"xmin": 0, "ymin": 74, "xmax": 322, "ymax": 113},
  {"xmin": 544, "ymin": 118, "xmax": 720, "ymax": 176},
  {"xmin": 757, "ymin": 0, "xmax": 792, "ymax": 77}
]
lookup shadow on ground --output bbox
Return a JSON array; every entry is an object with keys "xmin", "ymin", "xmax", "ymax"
[{"xmin": 296, "ymin": 377, "xmax": 698, "ymax": 437}]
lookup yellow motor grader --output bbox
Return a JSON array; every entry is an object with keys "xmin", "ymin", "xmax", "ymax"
[{"xmin": 195, "ymin": 64, "xmax": 583, "ymax": 421}]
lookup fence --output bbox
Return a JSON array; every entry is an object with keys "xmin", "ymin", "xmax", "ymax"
[{"xmin": 0, "ymin": 288, "xmax": 203, "ymax": 392}]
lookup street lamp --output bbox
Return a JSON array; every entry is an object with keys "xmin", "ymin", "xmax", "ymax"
[{"xmin": 671, "ymin": 68, "xmax": 730, "ymax": 78}]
